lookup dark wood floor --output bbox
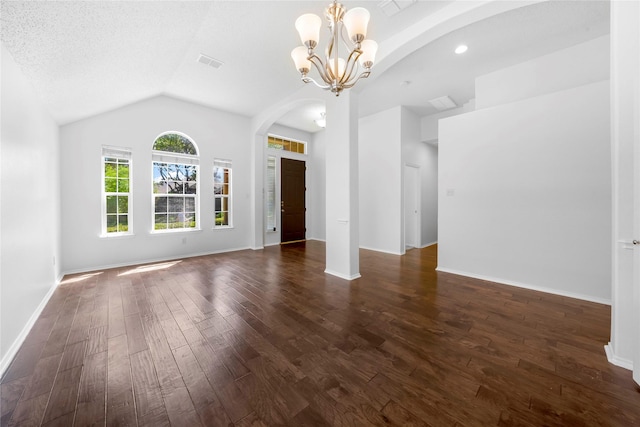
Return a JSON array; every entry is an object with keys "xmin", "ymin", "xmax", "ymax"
[{"xmin": 1, "ymin": 241, "xmax": 639, "ymax": 426}]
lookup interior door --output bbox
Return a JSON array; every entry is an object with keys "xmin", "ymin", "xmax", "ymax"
[
  {"xmin": 404, "ymin": 165, "xmax": 420, "ymax": 249},
  {"xmin": 281, "ymin": 158, "xmax": 306, "ymax": 243}
]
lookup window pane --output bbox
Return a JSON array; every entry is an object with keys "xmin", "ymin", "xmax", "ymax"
[
  {"xmin": 117, "ymin": 163, "xmax": 129, "ymax": 179},
  {"xmin": 222, "ymin": 184, "xmax": 229, "ymax": 195},
  {"xmin": 216, "ymin": 212, "xmax": 228, "ymax": 226},
  {"xmin": 185, "ymin": 214, "xmax": 196, "ymax": 228},
  {"xmin": 155, "ymin": 197, "xmax": 168, "ymax": 213},
  {"xmin": 118, "ymin": 215, "xmax": 128, "ymax": 231},
  {"xmin": 168, "ymin": 164, "xmax": 179, "ymax": 180},
  {"xmin": 153, "ymin": 163, "xmax": 167, "ymax": 182},
  {"xmin": 106, "ymin": 196, "xmax": 117, "ymax": 213},
  {"xmin": 106, "ymin": 214, "xmax": 117, "ymax": 230},
  {"xmin": 105, "ymin": 162, "xmax": 117, "ymax": 178},
  {"xmin": 167, "ymin": 181, "xmax": 184, "ymax": 194},
  {"xmin": 214, "ymin": 183, "xmax": 223, "ymax": 194},
  {"xmin": 153, "ymin": 133, "xmax": 197, "ymax": 155},
  {"xmin": 297, "ymin": 143, "xmax": 305, "ymax": 154},
  {"xmin": 185, "ymin": 182, "xmax": 197, "ymax": 194},
  {"xmin": 168, "ymin": 197, "xmax": 184, "ymax": 213},
  {"xmin": 213, "ymin": 167, "xmax": 223, "ymax": 184},
  {"xmin": 118, "ymin": 178, "xmax": 129, "ymax": 193},
  {"xmin": 221, "ymin": 197, "xmax": 229, "ymax": 210},
  {"xmin": 105, "ymin": 178, "xmax": 117, "ymax": 193},
  {"xmin": 117, "ymin": 196, "xmax": 128, "ymax": 214},
  {"xmin": 154, "ymin": 214, "xmax": 167, "ymax": 230},
  {"xmin": 153, "ymin": 181, "xmax": 167, "ymax": 194},
  {"xmin": 186, "ymin": 165, "xmax": 196, "ymax": 181},
  {"xmin": 168, "ymin": 214, "xmax": 182, "ymax": 228},
  {"xmin": 185, "ymin": 197, "xmax": 195, "ymax": 212}
]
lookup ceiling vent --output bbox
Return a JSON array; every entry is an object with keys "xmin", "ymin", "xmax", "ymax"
[
  {"xmin": 428, "ymin": 95, "xmax": 457, "ymax": 112},
  {"xmin": 197, "ymin": 53, "xmax": 224, "ymax": 69},
  {"xmin": 378, "ymin": 0, "xmax": 417, "ymax": 17}
]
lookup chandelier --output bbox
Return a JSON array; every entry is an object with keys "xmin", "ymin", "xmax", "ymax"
[{"xmin": 291, "ymin": 1, "xmax": 378, "ymax": 96}]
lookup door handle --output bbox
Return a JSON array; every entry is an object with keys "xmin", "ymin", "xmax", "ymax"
[{"xmin": 634, "ymin": 240, "xmax": 640, "ymax": 245}]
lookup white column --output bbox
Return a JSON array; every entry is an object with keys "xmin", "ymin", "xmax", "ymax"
[{"xmin": 324, "ymin": 91, "xmax": 360, "ymax": 280}]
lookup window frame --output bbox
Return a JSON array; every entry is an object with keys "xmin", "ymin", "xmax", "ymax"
[
  {"xmin": 151, "ymin": 132, "xmax": 200, "ymax": 233},
  {"xmin": 267, "ymin": 134, "xmax": 307, "ymax": 155},
  {"xmin": 213, "ymin": 159, "xmax": 233, "ymax": 229},
  {"xmin": 266, "ymin": 156, "xmax": 277, "ymax": 232},
  {"xmin": 101, "ymin": 146, "xmax": 132, "ymax": 237}
]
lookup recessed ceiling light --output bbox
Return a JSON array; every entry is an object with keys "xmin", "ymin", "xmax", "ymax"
[{"xmin": 455, "ymin": 45, "xmax": 468, "ymax": 55}]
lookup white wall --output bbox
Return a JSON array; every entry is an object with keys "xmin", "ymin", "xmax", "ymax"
[
  {"xmin": 60, "ymin": 95, "xmax": 252, "ymax": 273},
  {"xmin": 308, "ymin": 130, "xmax": 326, "ymax": 241},
  {"xmin": 1, "ymin": 44, "xmax": 61, "ymax": 371},
  {"xmin": 359, "ymin": 107, "xmax": 403, "ymax": 254},
  {"xmin": 263, "ymin": 123, "xmax": 313, "ymax": 246},
  {"xmin": 476, "ymin": 35, "xmax": 610, "ymax": 109},
  {"xmin": 438, "ymin": 80, "xmax": 611, "ymax": 303}
]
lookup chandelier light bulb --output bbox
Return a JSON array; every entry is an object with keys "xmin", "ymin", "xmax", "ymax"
[
  {"xmin": 343, "ymin": 7, "xmax": 370, "ymax": 43},
  {"xmin": 291, "ymin": 46, "xmax": 311, "ymax": 73},
  {"xmin": 295, "ymin": 13, "xmax": 322, "ymax": 48},
  {"xmin": 359, "ymin": 39, "xmax": 378, "ymax": 68}
]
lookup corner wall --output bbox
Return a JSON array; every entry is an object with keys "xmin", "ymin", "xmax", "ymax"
[{"xmin": 1, "ymin": 44, "xmax": 61, "ymax": 372}]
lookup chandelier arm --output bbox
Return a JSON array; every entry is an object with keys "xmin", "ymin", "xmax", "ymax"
[
  {"xmin": 340, "ymin": 49, "xmax": 362, "ymax": 84},
  {"xmin": 302, "ymin": 75, "xmax": 332, "ymax": 90},
  {"xmin": 308, "ymin": 53, "xmax": 332, "ymax": 84},
  {"xmin": 341, "ymin": 70, "xmax": 371, "ymax": 89}
]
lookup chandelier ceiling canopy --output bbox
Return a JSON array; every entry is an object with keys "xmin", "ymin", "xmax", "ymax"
[{"xmin": 291, "ymin": 1, "xmax": 378, "ymax": 96}]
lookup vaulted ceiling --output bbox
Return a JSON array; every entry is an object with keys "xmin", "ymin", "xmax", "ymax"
[{"xmin": 1, "ymin": 1, "xmax": 609, "ymax": 133}]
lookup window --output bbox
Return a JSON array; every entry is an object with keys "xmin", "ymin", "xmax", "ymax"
[
  {"xmin": 102, "ymin": 146, "xmax": 132, "ymax": 235},
  {"xmin": 214, "ymin": 159, "xmax": 232, "ymax": 228},
  {"xmin": 152, "ymin": 133, "xmax": 199, "ymax": 231},
  {"xmin": 268, "ymin": 135, "xmax": 306, "ymax": 154},
  {"xmin": 266, "ymin": 156, "xmax": 276, "ymax": 231}
]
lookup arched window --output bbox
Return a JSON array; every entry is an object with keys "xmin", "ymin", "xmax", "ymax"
[{"xmin": 152, "ymin": 132, "xmax": 199, "ymax": 231}]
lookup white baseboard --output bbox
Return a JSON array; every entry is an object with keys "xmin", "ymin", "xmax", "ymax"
[
  {"xmin": 61, "ymin": 246, "xmax": 252, "ymax": 276},
  {"xmin": 359, "ymin": 245, "xmax": 403, "ymax": 256},
  {"xmin": 324, "ymin": 269, "xmax": 361, "ymax": 281},
  {"xmin": 420, "ymin": 241, "xmax": 438, "ymax": 248},
  {"xmin": 0, "ymin": 280, "xmax": 59, "ymax": 377},
  {"xmin": 604, "ymin": 343, "xmax": 633, "ymax": 370},
  {"xmin": 435, "ymin": 266, "xmax": 612, "ymax": 306}
]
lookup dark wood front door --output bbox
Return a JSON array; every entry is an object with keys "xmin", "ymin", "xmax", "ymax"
[{"xmin": 281, "ymin": 158, "xmax": 306, "ymax": 243}]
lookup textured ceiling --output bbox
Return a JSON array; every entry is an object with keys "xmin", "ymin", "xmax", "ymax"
[{"xmin": 1, "ymin": 1, "xmax": 610, "ymax": 132}]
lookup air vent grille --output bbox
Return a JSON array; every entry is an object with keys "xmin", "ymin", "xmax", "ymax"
[{"xmin": 197, "ymin": 53, "xmax": 224, "ymax": 69}]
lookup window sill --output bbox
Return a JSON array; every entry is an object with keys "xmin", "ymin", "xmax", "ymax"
[
  {"xmin": 100, "ymin": 233, "xmax": 135, "ymax": 239},
  {"xmin": 213, "ymin": 226, "xmax": 234, "ymax": 231},
  {"xmin": 149, "ymin": 228, "xmax": 202, "ymax": 235}
]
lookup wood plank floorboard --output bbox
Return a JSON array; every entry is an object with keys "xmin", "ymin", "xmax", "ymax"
[{"xmin": 2, "ymin": 241, "xmax": 639, "ymax": 426}]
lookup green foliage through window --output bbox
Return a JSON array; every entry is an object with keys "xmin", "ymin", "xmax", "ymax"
[
  {"xmin": 103, "ymin": 154, "xmax": 130, "ymax": 234},
  {"xmin": 153, "ymin": 133, "xmax": 198, "ymax": 155}
]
